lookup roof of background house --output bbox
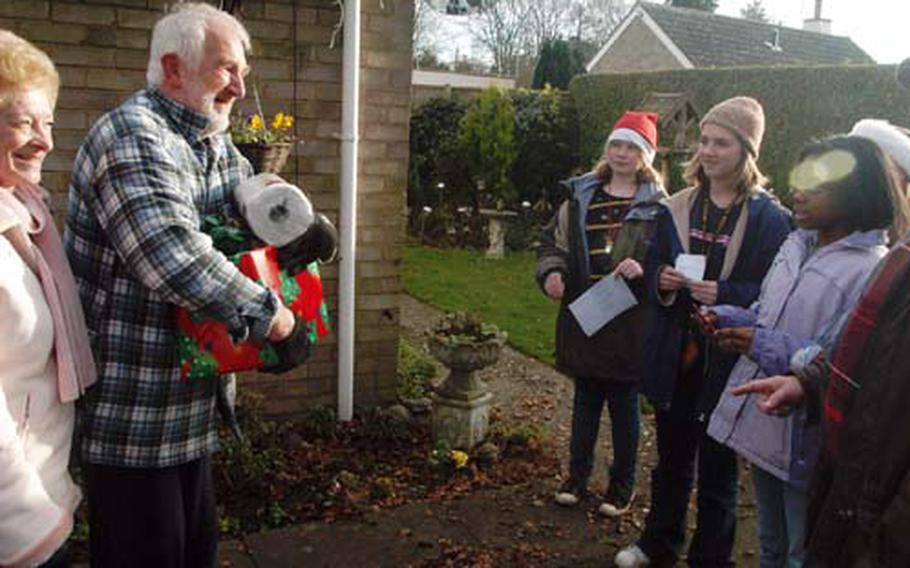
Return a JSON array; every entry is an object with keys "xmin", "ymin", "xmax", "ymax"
[{"xmin": 588, "ymin": 2, "xmax": 874, "ymax": 71}]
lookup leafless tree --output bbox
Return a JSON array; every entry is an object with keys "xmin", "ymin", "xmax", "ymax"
[
  {"xmin": 564, "ymin": 0, "xmax": 627, "ymax": 45},
  {"xmin": 441, "ymin": 0, "xmax": 627, "ymax": 76},
  {"xmin": 413, "ymin": 0, "xmax": 436, "ymax": 58},
  {"xmin": 467, "ymin": 0, "xmax": 534, "ymax": 76},
  {"xmin": 524, "ymin": 0, "xmax": 566, "ymax": 55},
  {"xmin": 741, "ymin": 0, "xmax": 770, "ymax": 23}
]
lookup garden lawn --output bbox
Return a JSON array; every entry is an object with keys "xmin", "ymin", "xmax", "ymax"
[{"xmin": 402, "ymin": 245, "xmax": 558, "ymax": 365}]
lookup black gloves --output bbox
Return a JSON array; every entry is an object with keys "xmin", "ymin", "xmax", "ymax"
[
  {"xmin": 262, "ymin": 315, "xmax": 312, "ymax": 374},
  {"xmin": 275, "ymin": 213, "xmax": 338, "ymax": 275}
]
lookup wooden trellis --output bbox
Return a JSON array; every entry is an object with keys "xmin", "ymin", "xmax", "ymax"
[{"xmin": 637, "ymin": 92, "xmax": 701, "ymax": 190}]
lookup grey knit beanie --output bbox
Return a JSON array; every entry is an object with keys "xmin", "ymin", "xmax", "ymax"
[{"xmin": 700, "ymin": 96, "xmax": 766, "ymax": 158}]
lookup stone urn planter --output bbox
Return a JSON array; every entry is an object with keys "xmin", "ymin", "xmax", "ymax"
[{"xmin": 427, "ymin": 312, "xmax": 506, "ymax": 450}]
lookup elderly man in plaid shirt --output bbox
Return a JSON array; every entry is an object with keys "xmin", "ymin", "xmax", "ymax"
[{"xmin": 64, "ymin": 4, "xmax": 296, "ymax": 566}]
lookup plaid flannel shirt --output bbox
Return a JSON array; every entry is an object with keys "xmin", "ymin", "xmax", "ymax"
[{"xmin": 64, "ymin": 89, "xmax": 276, "ymax": 468}]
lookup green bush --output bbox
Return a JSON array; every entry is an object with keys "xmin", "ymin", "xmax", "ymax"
[
  {"xmin": 408, "ymin": 88, "xmax": 580, "ymax": 245},
  {"xmin": 408, "ymin": 97, "xmax": 469, "ymax": 211},
  {"xmin": 298, "ymin": 404, "xmax": 338, "ymax": 442},
  {"xmin": 458, "ymin": 88, "xmax": 518, "ymax": 207},
  {"xmin": 396, "ymin": 337, "xmax": 436, "ymax": 400},
  {"xmin": 511, "ymin": 86, "xmax": 581, "ymax": 208},
  {"xmin": 570, "ymin": 64, "xmax": 910, "ymax": 203},
  {"xmin": 360, "ymin": 406, "xmax": 413, "ymax": 443}
]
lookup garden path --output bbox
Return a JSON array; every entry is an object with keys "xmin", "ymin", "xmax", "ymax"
[{"xmin": 218, "ymin": 294, "xmax": 760, "ymax": 567}]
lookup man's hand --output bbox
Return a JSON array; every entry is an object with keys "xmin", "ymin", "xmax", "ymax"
[
  {"xmin": 688, "ymin": 280, "xmax": 718, "ymax": 305},
  {"xmin": 614, "ymin": 258, "xmax": 644, "ymax": 280},
  {"xmin": 262, "ymin": 314, "xmax": 312, "ymax": 374},
  {"xmin": 658, "ymin": 266, "xmax": 686, "ymax": 292},
  {"xmin": 267, "ymin": 304, "xmax": 295, "ymax": 342},
  {"xmin": 731, "ymin": 375, "xmax": 805, "ymax": 416},
  {"xmin": 714, "ymin": 327, "xmax": 755, "ymax": 354},
  {"xmin": 544, "ymin": 271, "xmax": 565, "ymax": 300}
]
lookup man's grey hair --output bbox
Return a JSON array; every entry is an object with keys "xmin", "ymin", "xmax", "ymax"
[{"xmin": 146, "ymin": 2, "xmax": 250, "ymax": 87}]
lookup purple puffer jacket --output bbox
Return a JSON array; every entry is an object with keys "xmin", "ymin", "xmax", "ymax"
[{"xmin": 706, "ymin": 228, "xmax": 887, "ymax": 490}]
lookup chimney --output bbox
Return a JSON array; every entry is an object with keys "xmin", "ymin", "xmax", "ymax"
[{"xmin": 803, "ymin": 0, "xmax": 831, "ymax": 34}]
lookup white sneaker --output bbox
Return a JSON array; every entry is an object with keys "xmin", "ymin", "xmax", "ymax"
[
  {"xmin": 598, "ymin": 484, "xmax": 635, "ymax": 517},
  {"xmin": 553, "ymin": 479, "xmax": 586, "ymax": 506},
  {"xmin": 614, "ymin": 544, "xmax": 650, "ymax": 567},
  {"xmin": 554, "ymin": 489, "xmax": 581, "ymax": 506}
]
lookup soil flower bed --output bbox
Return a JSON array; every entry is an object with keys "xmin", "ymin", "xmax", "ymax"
[{"xmin": 212, "ymin": 393, "xmax": 560, "ymax": 537}]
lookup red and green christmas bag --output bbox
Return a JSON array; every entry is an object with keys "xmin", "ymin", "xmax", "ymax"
[{"xmin": 176, "ymin": 245, "xmax": 331, "ymax": 380}]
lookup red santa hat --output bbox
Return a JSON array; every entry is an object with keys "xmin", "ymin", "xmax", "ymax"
[{"xmin": 606, "ymin": 111, "xmax": 659, "ymax": 164}]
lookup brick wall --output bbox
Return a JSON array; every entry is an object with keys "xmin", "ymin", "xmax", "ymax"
[
  {"xmin": 1, "ymin": 0, "xmax": 411, "ymax": 415},
  {"xmin": 589, "ymin": 17, "xmax": 683, "ymax": 74}
]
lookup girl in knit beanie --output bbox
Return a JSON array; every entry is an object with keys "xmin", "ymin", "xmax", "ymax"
[
  {"xmin": 616, "ymin": 96, "xmax": 792, "ymax": 568},
  {"xmin": 537, "ymin": 111, "xmax": 667, "ymax": 519}
]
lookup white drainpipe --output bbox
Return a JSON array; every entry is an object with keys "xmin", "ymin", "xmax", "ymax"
[{"xmin": 337, "ymin": 0, "xmax": 360, "ymax": 422}]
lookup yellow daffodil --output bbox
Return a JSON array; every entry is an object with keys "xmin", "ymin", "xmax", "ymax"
[
  {"xmin": 249, "ymin": 114, "xmax": 264, "ymax": 130},
  {"xmin": 449, "ymin": 450, "xmax": 469, "ymax": 469}
]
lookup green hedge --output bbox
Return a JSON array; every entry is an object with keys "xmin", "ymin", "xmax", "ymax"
[{"xmin": 570, "ymin": 65, "xmax": 910, "ymax": 200}]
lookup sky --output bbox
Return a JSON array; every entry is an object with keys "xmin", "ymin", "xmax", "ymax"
[
  {"xmin": 717, "ymin": 0, "xmax": 908, "ymax": 64},
  {"xmin": 426, "ymin": 0, "xmax": 909, "ymax": 66}
]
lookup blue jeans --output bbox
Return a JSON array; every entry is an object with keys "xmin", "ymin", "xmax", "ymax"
[
  {"xmin": 568, "ymin": 377, "xmax": 640, "ymax": 488},
  {"xmin": 638, "ymin": 374, "xmax": 739, "ymax": 567},
  {"xmin": 752, "ymin": 466, "xmax": 808, "ymax": 568}
]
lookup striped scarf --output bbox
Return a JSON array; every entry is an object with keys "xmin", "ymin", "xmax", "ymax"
[{"xmin": 824, "ymin": 240, "xmax": 910, "ymax": 457}]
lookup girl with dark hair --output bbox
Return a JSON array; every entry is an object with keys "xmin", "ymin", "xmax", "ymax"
[
  {"xmin": 703, "ymin": 135, "xmax": 908, "ymax": 568},
  {"xmin": 615, "ymin": 97, "xmax": 792, "ymax": 568},
  {"xmin": 729, "ymin": 55, "xmax": 910, "ymax": 568}
]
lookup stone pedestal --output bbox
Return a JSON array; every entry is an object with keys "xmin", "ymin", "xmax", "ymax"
[
  {"xmin": 427, "ymin": 325, "xmax": 505, "ymax": 450},
  {"xmin": 431, "ymin": 391, "xmax": 493, "ymax": 450},
  {"xmin": 479, "ymin": 209, "xmax": 517, "ymax": 259}
]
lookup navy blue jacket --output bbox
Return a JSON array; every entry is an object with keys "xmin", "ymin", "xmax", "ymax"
[{"xmin": 642, "ymin": 187, "xmax": 791, "ymax": 416}]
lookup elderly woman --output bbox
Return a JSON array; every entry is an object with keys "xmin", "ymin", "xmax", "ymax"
[{"xmin": 0, "ymin": 31, "xmax": 96, "ymax": 568}]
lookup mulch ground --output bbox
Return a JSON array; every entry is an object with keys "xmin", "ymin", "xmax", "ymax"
[{"xmin": 71, "ymin": 294, "xmax": 761, "ymax": 567}]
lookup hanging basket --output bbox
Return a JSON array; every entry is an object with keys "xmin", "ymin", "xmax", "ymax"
[{"xmin": 235, "ymin": 142, "xmax": 292, "ymax": 174}]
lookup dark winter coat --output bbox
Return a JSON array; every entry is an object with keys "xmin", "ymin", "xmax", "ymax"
[
  {"xmin": 536, "ymin": 172, "xmax": 666, "ymax": 383},
  {"xmin": 641, "ymin": 186, "xmax": 791, "ymax": 416},
  {"xmin": 803, "ymin": 244, "xmax": 910, "ymax": 567}
]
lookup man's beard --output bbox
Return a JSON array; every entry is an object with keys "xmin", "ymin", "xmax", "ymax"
[
  {"xmin": 185, "ymin": 84, "xmax": 231, "ymax": 138},
  {"xmin": 201, "ymin": 108, "xmax": 230, "ymax": 138}
]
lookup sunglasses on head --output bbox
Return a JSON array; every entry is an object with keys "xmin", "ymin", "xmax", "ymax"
[{"xmin": 789, "ymin": 149, "xmax": 857, "ymax": 193}]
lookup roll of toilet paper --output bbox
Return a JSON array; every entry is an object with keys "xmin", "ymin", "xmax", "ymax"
[{"xmin": 235, "ymin": 173, "xmax": 315, "ymax": 247}]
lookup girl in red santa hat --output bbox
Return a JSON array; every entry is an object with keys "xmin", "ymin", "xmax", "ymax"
[{"xmin": 537, "ymin": 110, "xmax": 666, "ymax": 518}]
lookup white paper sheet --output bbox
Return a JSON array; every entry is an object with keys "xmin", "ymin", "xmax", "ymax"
[
  {"xmin": 675, "ymin": 253, "xmax": 707, "ymax": 282},
  {"xmin": 568, "ymin": 274, "xmax": 639, "ymax": 337}
]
